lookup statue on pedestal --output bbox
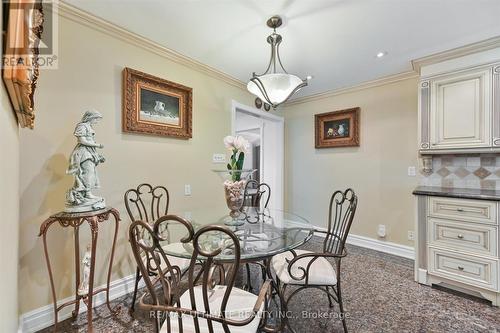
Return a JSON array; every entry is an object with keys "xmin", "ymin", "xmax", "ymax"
[
  {"xmin": 78, "ymin": 244, "xmax": 92, "ymax": 296},
  {"xmin": 65, "ymin": 110, "xmax": 106, "ymax": 212}
]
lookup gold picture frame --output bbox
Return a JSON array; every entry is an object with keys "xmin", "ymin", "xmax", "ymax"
[
  {"xmin": 315, "ymin": 107, "xmax": 360, "ymax": 148},
  {"xmin": 122, "ymin": 67, "xmax": 192, "ymax": 139}
]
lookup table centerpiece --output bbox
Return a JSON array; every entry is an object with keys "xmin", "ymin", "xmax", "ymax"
[{"xmin": 213, "ymin": 135, "xmax": 255, "ymax": 226}]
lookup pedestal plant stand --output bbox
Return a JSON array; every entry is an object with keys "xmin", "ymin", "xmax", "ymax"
[{"xmin": 38, "ymin": 207, "xmax": 120, "ymax": 332}]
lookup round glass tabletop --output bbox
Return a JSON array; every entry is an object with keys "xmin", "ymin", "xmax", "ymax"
[{"xmin": 160, "ymin": 208, "xmax": 313, "ymax": 262}]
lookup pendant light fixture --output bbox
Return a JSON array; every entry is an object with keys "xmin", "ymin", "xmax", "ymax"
[{"xmin": 247, "ymin": 16, "xmax": 311, "ymax": 109}]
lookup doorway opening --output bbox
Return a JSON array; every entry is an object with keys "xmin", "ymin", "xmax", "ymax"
[{"xmin": 231, "ymin": 101, "xmax": 284, "ymax": 210}]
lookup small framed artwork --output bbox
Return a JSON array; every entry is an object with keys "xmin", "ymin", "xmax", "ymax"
[
  {"xmin": 315, "ymin": 107, "xmax": 360, "ymax": 148},
  {"xmin": 123, "ymin": 67, "xmax": 192, "ymax": 139}
]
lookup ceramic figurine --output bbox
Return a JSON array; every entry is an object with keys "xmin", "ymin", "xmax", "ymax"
[
  {"xmin": 65, "ymin": 110, "xmax": 106, "ymax": 212},
  {"xmin": 78, "ymin": 244, "xmax": 92, "ymax": 296}
]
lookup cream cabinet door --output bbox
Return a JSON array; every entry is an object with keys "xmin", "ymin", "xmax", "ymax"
[{"xmin": 429, "ymin": 67, "xmax": 492, "ymax": 149}]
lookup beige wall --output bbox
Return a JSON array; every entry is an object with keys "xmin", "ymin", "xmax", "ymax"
[
  {"xmin": 0, "ymin": 4, "xmax": 20, "ymax": 331},
  {"xmin": 282, "ymin": 77, "xmax": 419, "ymax": 246},
  {"xmin": 0, "ymin": 68, "xmax": 20, "ymax": 333},
  {"xmin": 19, "ymin": 16, "xmax": 252, "ymax": 313}
]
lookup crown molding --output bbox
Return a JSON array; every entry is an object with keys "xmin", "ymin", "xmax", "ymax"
[
  {"xmin": 412, "ymin": 35, "xmax": 500, "ymax": 73},
  {"xmin": 56, "ymin": 1, "xmax": 247, "ymax": 90},
  {"xmin": 284, "ymin": 70, "xmax": 418, "ymax": 107}
]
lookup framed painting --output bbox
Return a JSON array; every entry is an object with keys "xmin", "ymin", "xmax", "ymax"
[
  {"xmin": 315, "ymin": 107, "xmax": 360, "ymax": 148},
  {"xmin": 122, "ymin": 67, "xmax": 192, "ymax": 139}
]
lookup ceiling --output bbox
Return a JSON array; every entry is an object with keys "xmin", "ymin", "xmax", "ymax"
[{"xmin": 66, "ymin": 0, "xmax": 500, "ymax": 99}]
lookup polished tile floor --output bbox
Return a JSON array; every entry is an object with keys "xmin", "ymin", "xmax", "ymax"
[{"xmin": 39, "ymin": 238, "xmax": 500, "ymax": 332}]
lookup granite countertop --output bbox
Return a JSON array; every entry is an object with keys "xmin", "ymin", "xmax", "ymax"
[{"xmin": 413, "ymin": 186, "xmax": 500, "ymax": 201}]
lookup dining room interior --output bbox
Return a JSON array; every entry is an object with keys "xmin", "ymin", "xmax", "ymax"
[{"xmin": 2, "ymin": 0, "xmax": 500, "ymax": 332}]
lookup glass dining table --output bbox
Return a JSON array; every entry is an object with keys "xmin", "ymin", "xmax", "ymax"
[{"xmin": 160, "ymin": 207, "xmax": 314, "ymax": 263}]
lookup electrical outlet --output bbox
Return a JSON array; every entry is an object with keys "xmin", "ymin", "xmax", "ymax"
[
  {"xmin": 408, "ymin": 230, "xmax": 415, "ymax": 241},
  {"xmin": 377, "ymin": 224, "xmax": 386, "ymax": 238},
  {"xmin": 184, "ymin": 184, "xmax": 191, "ymax": 196},
  {"xmin": 212, "ymin": 153, "xmax": 226, "ymax": 163},
  {"xmin": 184, "ymin": 211, "xmax": 192, "ymax": 220},
  {"xmin": 407, "ymin": 166, "xmax": 416, "ymax": 176}
]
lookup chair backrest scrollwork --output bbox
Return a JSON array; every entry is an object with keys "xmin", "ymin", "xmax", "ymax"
[
  {"xmin": 129, "ymin": 215, "xmax": 194, "ymax": 330},
  {"xmin": 185, "ymin": 225, "xmax": 242, "ymax": 333},
  {"xmin": 124, "ymin": 183, "xmax": 170, "ymax": 224},
  {"xmin": 243, "ymin": 180, "xmax": 271, "ymax": 208},
  {"xmin": 323, "ymin": 188, "xmax": 358, "ymax": 256}
]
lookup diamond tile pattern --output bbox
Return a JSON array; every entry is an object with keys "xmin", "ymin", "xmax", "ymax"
[
  {"xmin": 437, "ymin": 167, "xmax": 451, "ymax": 177},
  {"xmin": 454, "ymin": 167, "xmax": 470, "ymax": 178},
  {"xmin": 473, "ymin": 167, "xmax": 491, "ymax": 179},
  {"xmin": 420, "ymin": 154, "xmax": 500, "ymax": 190}
]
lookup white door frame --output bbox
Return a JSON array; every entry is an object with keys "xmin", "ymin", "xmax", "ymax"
[{"xmin": 231, "ymin": 100, "xmax": 285, "ymax": 210}]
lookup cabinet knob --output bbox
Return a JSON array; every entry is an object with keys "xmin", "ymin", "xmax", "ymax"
[
  {"xmin": 458, "ymin": 266, "xmax": 464, "ymax": 271},
  {"xmin": 457, "ymin": 234, "xmax": 464, "ymax": 239}
]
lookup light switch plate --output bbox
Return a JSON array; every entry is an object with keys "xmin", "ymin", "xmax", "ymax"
[
  {"xmin": 408, "ymin": 166, "xmax": 416, "ymax": 177},
  {"xmin": 184, "ymin": 184, "xmax": 191, "ymax": 196},
  {"xmin": 212, "ymin": 153, "xmax": 226, "ymax": 163}
]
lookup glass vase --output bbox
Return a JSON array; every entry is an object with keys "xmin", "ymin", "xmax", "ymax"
[{"xmin": 213, "ymin": 169, "xmax": 256, "ymax": 226}]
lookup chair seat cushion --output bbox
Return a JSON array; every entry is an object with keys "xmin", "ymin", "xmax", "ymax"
[
  {"xmin": 271, "ymin": 249, "xmax": 337, "ymax": 286},
  {"xmin": 160, "ymin": 285, "xmax": 263, "ymax": 333}
]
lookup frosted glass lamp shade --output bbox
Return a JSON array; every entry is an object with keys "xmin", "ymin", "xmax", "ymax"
[{"xmin": 247, "ymin": 73, "xmax": 306, "ymax": 107}]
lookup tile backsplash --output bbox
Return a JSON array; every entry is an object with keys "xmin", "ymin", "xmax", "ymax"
[{"xmin": 419, "ymin": 154, "xmax": 500, "ymax": 190}]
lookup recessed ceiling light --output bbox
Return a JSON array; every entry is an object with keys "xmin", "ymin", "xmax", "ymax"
[{"xmin": 376, "ymin": 51, "xmax": 387, "ymax": 58}]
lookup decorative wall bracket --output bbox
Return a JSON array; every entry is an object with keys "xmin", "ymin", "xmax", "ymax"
[{"xmin": 2, "ymin": 1, "xmax": 44, "ymax": 129}]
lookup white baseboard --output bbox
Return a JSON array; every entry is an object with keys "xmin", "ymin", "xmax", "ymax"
[
  {"xmin": 314, "ymin": 229, "xmax": 415, "ymax": 260},
  {"xmin": 346, "ymin": 233, "xmax": 415, "ymax": 260},
  {"xmin": 19, "ymin": 273, "xmax": 140, "ymax": 333}
]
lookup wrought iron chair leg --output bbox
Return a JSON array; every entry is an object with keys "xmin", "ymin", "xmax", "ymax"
[
  {"xmin": 245, "ymin": 263, "xmax": 254, "ymax": 291},
  {"xmin": 327, "ymin": 286, "xmax": 334, "ymax": 308},
  {"xmin": 154, "ymin": 315, "xmax": 160, "ymax": 333},
  {"xmin": 130, "ymin": 266, "xmax": 141, "ymax": 314},
  {"xmin": 280, "ymin": 283, "xmax": 302, "ymax": 333},
  {"xmin": 261, "ymin": 265, "xmax": 266, "ymax": 280},
  {"xmin": 337, "ymin": 281, "xmax": 348, "ymax": 333}
]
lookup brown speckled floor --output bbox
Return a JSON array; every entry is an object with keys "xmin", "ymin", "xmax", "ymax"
[{"xmin": 38, "ymin": 238, "xmax": 500, "ymax": 332}]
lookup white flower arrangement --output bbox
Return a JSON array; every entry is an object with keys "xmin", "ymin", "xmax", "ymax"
[
  {"xmin": 223, "ymin": 135, "xmax": 250, "ymax": 153},
  {"xmin": 223, "ymin": 135, "xmax": 250, "ymax": 182}
]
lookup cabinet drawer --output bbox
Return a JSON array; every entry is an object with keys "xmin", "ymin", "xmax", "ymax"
[
  {"xmin": 428, "ymin": 197, "xmax": 497, "ymax": 224},
  {"xmin": 428, "ymin": 218, "xmax": 497, "ymax": 256},
  {"xmin": 428, "ymin": 247, "xmax": 498, "ymax": 291}
]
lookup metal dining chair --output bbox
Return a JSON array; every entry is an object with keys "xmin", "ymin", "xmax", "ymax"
[
  {"xmin": 124, "ymin": 183, "xmax": 190, "ymax": 313},
  {"xmin": 241, "ymin": 180, "xmax": 272, "ymax": 291},
  {"xmin": 270, "ymin": 188, "xmax": 358, "ymax": 332},
  {"xmin": 129, "ymin": 218, "xmax": 277, "ymax": 333}
]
